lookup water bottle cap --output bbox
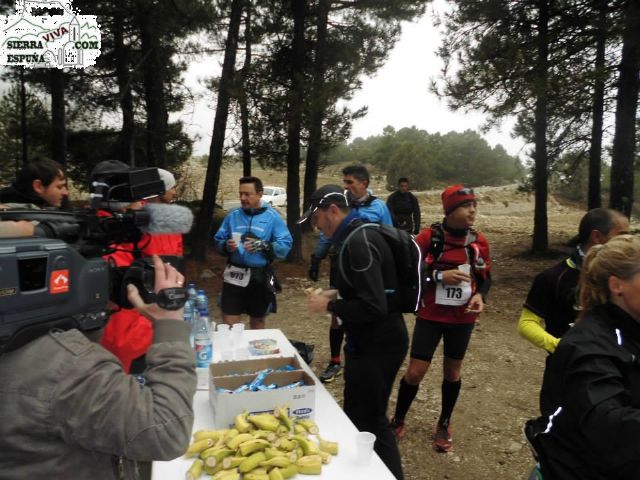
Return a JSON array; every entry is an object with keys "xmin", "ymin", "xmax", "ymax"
[{"xmin": 197, "ymin": 289, "xmax": 206, "ymax": 294}]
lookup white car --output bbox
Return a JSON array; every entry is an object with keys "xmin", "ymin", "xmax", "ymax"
[{"xmin": 262, "ymin": 186, "xmax": 287, "ymax": 207}]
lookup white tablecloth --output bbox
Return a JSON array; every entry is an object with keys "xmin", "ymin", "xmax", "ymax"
[{"xmin": 151, "ymin": 329, "xmax": 396, "ymax": 480}]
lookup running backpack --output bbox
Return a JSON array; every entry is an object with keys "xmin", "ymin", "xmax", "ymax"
[
  {"xmin": 338, "ymin": 223, "xmax": 424, "ymax": 313},
  {"xmin": 425, "ymin": 222, "xmax": 486, "ymax": 272}
]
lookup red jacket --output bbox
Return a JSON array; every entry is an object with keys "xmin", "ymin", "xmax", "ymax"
[
  {"xmin": 416, "ymin": 226, "xmax": 491, "ymax": 324},
  {"xmin": 138, "ymin": 233, "xmax": 183, "ymax": 256},
  {"xmin": 97, "ymin": 210, "xmax": 152, "ymax": 373}
]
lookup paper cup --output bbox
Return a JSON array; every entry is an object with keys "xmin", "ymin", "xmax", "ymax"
[{"xmin": 355, "ymin": 431, "xmax": 376, "ymax": 465}]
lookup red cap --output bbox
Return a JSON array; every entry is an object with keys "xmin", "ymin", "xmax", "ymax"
[{"xmin": 442, "ymin": 185, "xmax": 476, "ymax": 214}]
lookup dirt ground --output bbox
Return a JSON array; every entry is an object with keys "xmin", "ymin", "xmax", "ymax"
[{"xmin": 186, "ymin": 164, "xmax": 594, "ymax": 480}]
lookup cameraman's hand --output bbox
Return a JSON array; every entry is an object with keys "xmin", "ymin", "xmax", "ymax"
[{"xmin": 127, "ymin": 255, "xmax": 184, "ymax": 321}]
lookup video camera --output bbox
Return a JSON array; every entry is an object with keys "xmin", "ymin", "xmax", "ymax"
[{"xmin": 0, "ymin": 165, "xmax": 190, "ymax": 354}]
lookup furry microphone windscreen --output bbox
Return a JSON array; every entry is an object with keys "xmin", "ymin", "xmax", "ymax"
[{"xmin": 140, "ymin": 203, "xmax": 194, "ymax": 234}]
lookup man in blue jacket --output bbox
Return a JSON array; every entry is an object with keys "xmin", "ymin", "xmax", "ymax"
[
  {"xmin": 214, "ymin": 176, "xmax": 293, "ymax": 329},
  {"xmin": 309, "ymin": 164, "xmax": 392, "ymax": 382}
]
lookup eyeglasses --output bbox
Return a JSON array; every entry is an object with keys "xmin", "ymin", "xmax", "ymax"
[{"xmin": 455, "ymin": 187, "xmax": 474, "ymax": 196}]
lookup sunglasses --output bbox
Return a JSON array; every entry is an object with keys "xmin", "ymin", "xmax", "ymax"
[{"xmin": 455, "ymin": 187, "xmax": 474, "ymax": 196}]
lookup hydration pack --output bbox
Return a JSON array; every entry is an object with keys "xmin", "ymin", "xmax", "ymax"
[{"xmin": 339, "ymin": 223, "xmax": 424, "ymax": 313}]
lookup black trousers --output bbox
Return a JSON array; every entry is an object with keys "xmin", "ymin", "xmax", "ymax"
[{"xmin": 343, "ymin": 348, "xmax": 407, "ymax": 480}]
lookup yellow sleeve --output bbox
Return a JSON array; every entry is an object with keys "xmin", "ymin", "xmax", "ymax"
[{"xmin": 517, "ymin": 307, "xmax": 560, "ymax": 353}]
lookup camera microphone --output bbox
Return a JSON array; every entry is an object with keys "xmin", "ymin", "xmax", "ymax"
[{"xmin": 138, "ymin": 203, "xmax": 194, "ymax": 234}]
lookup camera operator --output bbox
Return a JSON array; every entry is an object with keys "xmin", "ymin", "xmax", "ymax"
[
  {"xmin": 0, "ymin": 254, "xmax": 196, "ymax": 479},
  {"xmin": 0, "ymin": 156, "xmax": 69, "ymax": 208}
]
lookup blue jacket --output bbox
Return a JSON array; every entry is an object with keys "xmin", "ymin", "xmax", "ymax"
[
  {"xmin": 214, "ymin": 203, "xmax": 293, "ymax": 267},
  {"xmin": 314, "ymin": 196, "xmax": 392, "ymax": 258}
]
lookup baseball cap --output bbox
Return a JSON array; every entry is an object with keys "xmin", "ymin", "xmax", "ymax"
[
  {"xmin": 297, "ymin": 184, "xmax": 349, "ymax": 224},
  {"xmin": 157, "ymin": 168, "xmax": 176, "ymax": 191},
  {"xmin": 442, "ymin": 184, "xmax": 476, "ymax": 214}
]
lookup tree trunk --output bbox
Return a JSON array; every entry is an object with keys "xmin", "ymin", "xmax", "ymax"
[
  {"xmin": 609, "ymin": 0, "xmax": 640, "ymax": 217},
  {"xmin": 239, "ymin": 2, "xmax": 252, "ymax": 177},
  {"xmin": 587, "ymin": 0, "xmax": 607, "ymax": 210},
  {"xmin": 303, "ymin": 0, "xmax": 329, "ymax": 215},
  {"xmin": 192, "ymin": 0, "xmax": 244, "ymax": 261},
  {"xmin": 50, "ymin": 69, "xmax": 66, "ymax": 167},
  {"xmin": 532, "ymin": 0, "xmax": 549, "ymax": 253},
  {"xmin": 285, "ymin": 0, "xmax": 306, "ymax": 262},
  {"xmin": 138, "ymin": 3, "xmax": 168, "ymax": 167},
  {"xmin": 114, "ymin": 16, "xmax": 135, "ymax": 166}
]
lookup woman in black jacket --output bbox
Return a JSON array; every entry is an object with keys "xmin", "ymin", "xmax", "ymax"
[{"xmin": 533, "ymin": 234, "xmax": 640, "ymax": 480}]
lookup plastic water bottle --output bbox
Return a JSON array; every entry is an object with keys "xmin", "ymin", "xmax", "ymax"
[
  {"xmin": 187, "ymin": 283, "xmax": 198, "ymax": 303},
  {"xmin": 196, "ymin": 289, "xmax": 209, "ymax": 316},
  {"xmin": 193, "ymin": 311, "xmax": 212, "ymax": 369},
  {"xmin": 183, "ymin": 301, "xmax": 194, "ymax": 347}
]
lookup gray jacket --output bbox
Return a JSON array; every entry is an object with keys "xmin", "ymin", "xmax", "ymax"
[{"xmin": 0, "ymin": 319, "xmax": 196, "ymax": 479}]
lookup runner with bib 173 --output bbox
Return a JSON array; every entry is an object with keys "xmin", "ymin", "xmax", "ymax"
[{"xmin": 390, "ymin": 185, "xmax": 492, "ymax": 453}]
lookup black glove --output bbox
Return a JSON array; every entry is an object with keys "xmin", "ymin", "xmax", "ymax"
[
  {"xmin": 249, "ymin": 239, "xmax": 272, "ymax": 253},
  {"xmin": 308, "ymin": 254, "xmax": 321, "ymax": 282}
]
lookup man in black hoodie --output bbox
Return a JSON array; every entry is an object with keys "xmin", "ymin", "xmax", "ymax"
[
  {"xmin": 302, "ymin": 184, "xmax": 408, "ymax": 480},
  {"xmin": 386, "ymin": 177, "xmax": 420, "ymax": 234},
  {"xmin": 0, "ymin": 157, "xmax": 68, "ymax": 208}
]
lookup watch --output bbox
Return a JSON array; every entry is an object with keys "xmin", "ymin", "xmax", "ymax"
[{"xmin": 434, "ymin": 270, "xmax": 444, "ymax": 283}]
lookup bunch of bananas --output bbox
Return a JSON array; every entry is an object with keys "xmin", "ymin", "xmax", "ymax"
[{"xmin": 185, "ymin": 405, "xmax": 339, "ymax": 480}]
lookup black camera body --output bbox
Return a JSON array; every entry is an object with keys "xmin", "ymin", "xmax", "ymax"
[{"xmin": 0, "ymin": 165, "xmax": 187, "ymax": 354}]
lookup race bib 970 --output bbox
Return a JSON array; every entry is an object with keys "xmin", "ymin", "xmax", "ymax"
[
  {"xmin": 223, "ymin": 265, "xmax": 251, "ymax": 287},
  {"xmin": 435, "ymin": 282, "xmax": 472, "ymax": 306}
]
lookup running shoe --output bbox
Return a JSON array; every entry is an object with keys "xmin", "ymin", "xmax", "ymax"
[
  {"xmin": 432, "ymin": 424, "xmax": 453, "ymax": 453},
  {"xmin": 319, "ymin": 362, "xmax": 342, "ymax": 383},
  {"xmin": 390, "ymin": 417, "xmax": 406, "ymax": 439}
]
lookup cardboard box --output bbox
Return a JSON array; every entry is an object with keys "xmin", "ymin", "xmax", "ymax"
[
  {"xmin": 209, "ymin": 369, "xmax": 316, "ymax": 429},
  {"xmin": 210, "ymin": 356, "xmax": 302, "ymax": 382}
]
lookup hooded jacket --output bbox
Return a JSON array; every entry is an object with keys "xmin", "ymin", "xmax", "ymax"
[
  {"xmin": 0, "ymin": 320, "xmax": 196, "ymax": 479},
  {"xmin": 0, "ymin": 184, "xmax": 49, "ymax": 208}
]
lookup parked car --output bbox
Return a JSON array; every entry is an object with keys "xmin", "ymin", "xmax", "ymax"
[{"xmin": 262, "ymin": 186, "xmax": 287, "ymax": 207}]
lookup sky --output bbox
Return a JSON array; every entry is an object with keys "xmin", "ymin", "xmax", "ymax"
[{"xmin": 179, "ymin": 0, "xmax": 530, "ymax": 160}]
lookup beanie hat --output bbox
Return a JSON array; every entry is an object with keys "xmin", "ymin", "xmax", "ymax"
[
  {"xmin": 157, "ymin": 168, "xmax": 176, "ymax": 192},
  {"xmin": 442, "ymin": 184, "xmax": 476, "ymax": 215}
]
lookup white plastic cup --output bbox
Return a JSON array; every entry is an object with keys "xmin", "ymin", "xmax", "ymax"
[
  {"xmin": 231, "ymin": 323, "xmax": 245, "ymax": 346},
  {"xmin": 232, "ymin": 232, "xmax": 242, "ymax": 245},
  {"xmin": 355, "ymin": 431, "xmax": 376, "ymax": 465},
  {"xmin": 221, "ymin": 350, "xmax": 233, "ymax": 361},
  {"xmin": 217, "ymin": 324, "xmax": 231, "ymax": 332}
]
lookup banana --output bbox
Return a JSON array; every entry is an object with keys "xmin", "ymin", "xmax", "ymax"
[
  {"xmin": 239, "ymin": 451, "xmax": 267, "ymax": 473},
  {"xmin": 251, "ymin": 467, "xmax": 268, "ymax": 475},
  {"xmin": 297, "ymin": 419, "xmax": 319, "ymax": 435},
  {"xmin": 287, "ymin": 450, "xmax": 298, "ymax": 463},
  {"xmin": 204, "ymin": 463, "xmax": 224, "ymax": 476},
  {"xmin": 185, "ymin": 459, "xmax": 203, "ymax": 480},
  {"xmin": 238, "ymin": 438, "xmax": 271, "ymax": 457},
  {"xmin": 274, "ymin": 437, "xmax": 296, "ymax": 451},
  {"xmin": 226, "ymin": 433, "xmax": 254, "ymax": 451},
  {"xmin": 223, "ymin": 428, "xmax": 240, "ymax": 443},
  {"xmin": 212, "ymin": 469, "xmax": 240, "ymax": 480},
  {"xmin": 273, "ymin": 405, "xmax": 294, "ymax": 432},
  {"xmin": 276, "ymin": 425, "xmax": 290, "ymax": 436},
  {"xmin": 201, "ymin": 447, "xmax": 234, "ymax": 468},
  {"xmin": 264, "ymin": 447, "xmax": 287, "ymax": 459},
  {"xmin": 252, "ymin": 430, "xmax": 277, "ymax": 443},
  {"xmin": 294, "ymin": 447, "xmax": 304, "ymax": 460},
  {"xmin": 318, "ymin": 450, "xmax": 332, "ymax": 464},
  {"xmin": 185, "ymin": 438, "xmax": 214, "ymax": 457},
  {"xmin": 222, "ymin": 456, "xmax": 246, "ymax": 470},
  {"xmin": 248, "ymin": 413, "xmax": 280, "ymax": 432},
  {"xmin": 296, "ymin": 455, "xmax": 322, "ymax": 475},
  {"xmin": 293, "ymin": 424, "xmax": 308, "ymax": 436},
  {"xmin": 193, "ymin": 429, "xmax": 227, "ymax": 442},
  {"xmin": 277, "ymin": 464, "xmax": 298, "ymax": 479},
  {"xmin": 259, "ymin": 456, "xmax": 291, "ymax": 469},
  {"xmin": 244, "ymin": 473, "xmax": 270, "ymax": 480},
  {"xmin": 318, "ymin": 437, "xmax": 339, "ymax": 455},
  {"xmin": 292, "ymin": 435, "xmax": 319, "ymax": 456},
  {"xmin": 235, "ymin": 411, "xmax": 253, "ymax": 433},
  {"xmin": 268, "ymin": 467, "xmax": 285, "ymax": 480}
]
